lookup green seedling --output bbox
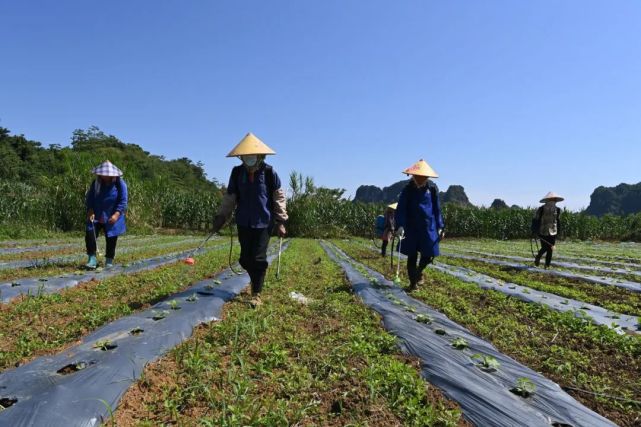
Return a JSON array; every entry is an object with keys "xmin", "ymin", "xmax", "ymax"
[
  {"xmin": 204, "ymin": 283, "xmax": 215, "ymax": 291},
  {"xmin": 130, "ymin": 327, "xmax": 144, "ymax": 335},
  {"xmin": 510, "ymin": 377, "xmax": 537, "ymax": 398},
  {"xmin": 167, "ymin": 299, "xmax": 181, "ymax": 310},
  {"xmin": 213, "ymin": 279, "xmax": 222, "ymax": 285},
  {"xmin": 415, "ymin": 314, "xmax": 432, "ymax": 324},
  {"xmin": 451, "ymin": 337, "xmax": 469, "ymax": 350},
  {"xmin": 393, "ymin": 276, "xmax": 402, "ymax": 285},
  {"xmin": 472, "ymin": 354, "xmax": 500, "ymax": 372},
  {"xmin": 93, "ymin": 340, "xmax": 117, "ymax": 351},
  {"xmin": 186, "ymin": 293, "xmax": 198, "ymax": 302},
  {"xmin": 560, "ymin": 300, "xmax": 569, "ymax": 305},
  {"xmin": 152, "ymin": 310, "xmax": 169, "ymax": 320}
]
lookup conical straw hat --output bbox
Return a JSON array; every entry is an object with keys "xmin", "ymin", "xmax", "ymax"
[
  {"xmin": 388, "ymin": 202, "xmax": 398, "ymax": 210},
  {"xmin": 91, "ymin": 160, "xmax": 123, "ymax": 177},
  {"xmin": 226, "ymin": 133, "xmax": 276, "ymax": 157},
  {"xmin": 403, "ymin": 159, "xmax": 439, "ymax": 178},
  {"xmin": 540, "ymin": 191, "xmax": 564, "ymax": 203}
]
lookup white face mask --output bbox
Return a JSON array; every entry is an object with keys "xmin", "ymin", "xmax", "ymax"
[{"xmin": 242, "ymin": 155, "xmax": 258, "ymax": 167}]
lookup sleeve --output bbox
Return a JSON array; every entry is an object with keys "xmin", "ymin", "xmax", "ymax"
[
  {"xmin": 85, "ymin": 180, "xmax": 96, "ymax": 212},
  {"xmin": 115, "ymin": 179, "xmax": 128, "ymax": 214},
  {"xmin": 432, "ymin": 184, "xmax": 445, "ymax": 230},
  {"xmin": 394, "ymin": 187, "xmax": 408, "ymax": 228},
  {"xmin": 271, "ymin": 170, "xmax": 288, "ymax": 222}
]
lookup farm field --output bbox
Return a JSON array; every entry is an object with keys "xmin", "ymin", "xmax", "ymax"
[{"xmin": 0, "ymin": 236, "xmax": 639, "ymax": 426}]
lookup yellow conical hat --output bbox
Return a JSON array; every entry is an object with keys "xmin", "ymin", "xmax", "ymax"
[
  {"xmin": 540, "ymin": 191, "xmax": 564, "ymax": 203},
  {"xmin": 226, "ymin": 133, "xmax": 276, "ymax": 157},
  {"xmin": 388, "ymin": 202, "xmax": 398, "ymax": 210},
  {"xmin": 403, "ymin": 159, "xmax": 439, "ymax": 178}
]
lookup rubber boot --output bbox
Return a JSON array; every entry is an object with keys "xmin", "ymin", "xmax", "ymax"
[
  {"xmin": 534, "ymin": 255, "xmax": 541, "ymax": 267},
  {"xmin": 250, "ymin": 270, "xmax": 266, "ymax": 308},
  {"xmin": 407, "ymin": 264, "xmax": 417, "ymax": 291},
  {"xmin": 86, "ymin": 255, "xmax": 98, "ymax": 269},
  {"xmin": 105, "ymin": 258, "xmax": 114, "ymax": 269}
]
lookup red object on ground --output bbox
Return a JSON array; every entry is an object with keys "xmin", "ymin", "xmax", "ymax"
[{"xmin": 184, "ymin": 257, "xmax": 195, "ymax": 265}]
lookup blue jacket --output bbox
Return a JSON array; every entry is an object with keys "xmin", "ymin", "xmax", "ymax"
[
  {"xmin": 85, "ymin": 178, "xmax": 128, "ymax": 237},
  {"xmin": 227, "ymin": 164, "xmax": 281, "ymax": 229},
  {"xmin": 395, "ymin": 180, "xmax": 444, "ymax": 257}
]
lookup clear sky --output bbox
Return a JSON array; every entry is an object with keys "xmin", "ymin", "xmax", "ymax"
[{"xmin": 2, "ymin": 1, "xmax": 640, "ymax": 210}]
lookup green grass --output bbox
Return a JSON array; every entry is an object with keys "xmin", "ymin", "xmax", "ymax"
[
  {"xmin": 0, "ymin": 243, "xmax": 236, "ymax": 371},
  {"xmin": 439, "ymin": 256, "xmax": 641, "ymax": 316},
  {"xmin": 112, "ymin": 239, "xmax": 466, "ymax": 426},
  {"xmin": 0, "ymin": 236, "xmax": 224, "ymax": 283},
  {"xmin": 335, "ymin": 239, "xmax": 641, "ymax": 426}
]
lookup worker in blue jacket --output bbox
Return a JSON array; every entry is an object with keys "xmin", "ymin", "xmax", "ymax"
[
  {"xmin": 85, "ymin": 160, "xmax": 128, "ymax": 269},
  {"xmin": 395, "ymin": 159, "xmax": 444, "ymax": 290},
  {"xmin": 212, "ymin": 133, "xmax": 288, "ymax": 307}
]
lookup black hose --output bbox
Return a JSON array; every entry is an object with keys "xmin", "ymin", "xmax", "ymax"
[
  {"xmin": 228, "ymin": 222, "xmax": 243, "ymax": 275},
  {"xmin": 530, "ymin": 237, "xmax": 539, "ymax": 259}
]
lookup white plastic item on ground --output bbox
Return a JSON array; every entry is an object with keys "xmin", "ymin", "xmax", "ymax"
[
  {"xmin": 289, "ymin": 291, "xmax": 312, "ymax": 305},
  {"xmin": 321, "ymin": 241, "xmax": 616, "ymax": 427}
]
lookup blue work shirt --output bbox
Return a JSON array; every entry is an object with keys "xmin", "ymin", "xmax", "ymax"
[
  {"xmin": 227, "ymin": 163, "xmax": 281, "ymax": 229},
  {"xmin": 85, "ymin": 178, "xmax": 128, "ymax": 237},
  {"xmin": 395, "ymin": 180, "xmax": 445, "ymax": 257}
]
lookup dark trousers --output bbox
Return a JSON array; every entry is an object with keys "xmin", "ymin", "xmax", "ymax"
[
  {"xmin": 85, "ymin": 223, "xmax": 118, "ymax": 259},
  {"xmin": 237, "ymin": 226, "xmax": 271, "ymax": 294},
  {"xmin": 381, "ymin": 240, "xmax": 389, "ymax": 256},
  {"xmin": 536, "ymin": 235, "xmax": 557, "ymax": 267},
  {"xmin": 407, "ymin": 252, "xmax": 434, "ymax": 284}
]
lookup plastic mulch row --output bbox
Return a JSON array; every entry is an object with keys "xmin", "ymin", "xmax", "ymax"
[
  {"xmin": 0, "ymin": 241, "xmax": 289, "ymax": 427},
  {"xmin": 322, "ymin": 241, "xmax": 615, "ymax": 427},
  {"xmin": 0, "ymin": 243, "xmax": 228, "ymax": 303}
]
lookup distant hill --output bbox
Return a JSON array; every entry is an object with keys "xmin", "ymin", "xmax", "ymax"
[
  {"xmin": 354, "ymin": 181, "xmax": 473, "ymax": 207},
  {"xmin": 585, "ymin": 182, "xmax": 641, "ymax": 216},
  {"xmin": 490, "ymin": 199, "xmax": 509, "ymax": 210}
]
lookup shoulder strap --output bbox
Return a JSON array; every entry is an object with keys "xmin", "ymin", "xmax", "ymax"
[
  {"xmin": 265, "ymin": 165, "xmax": 275, "ymax": 211},
  {"xmin": 264, "ymin": 164, "xmax": 275, "ymax": 195},
  {"xmin": 115, "ymin": 178, "xmax": 123, "ymax": 207},
  {"xmin": 428, "ymin": 182, "xmax": 438, "ymax": 210}
]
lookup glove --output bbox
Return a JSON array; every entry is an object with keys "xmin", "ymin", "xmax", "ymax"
[
  {"xmin": 212, "ymin": 215, "xmax": 226, "ymax": 233},
  {"xmin": 438, "ymin": 229, "xmax": 445, "ymax": 240},
  {"xmin": 275, "ymin": 223, "xmax": 287, "ymax": 238},
  {"xmin": 396, "ymin": 226, "xmax": 405, "ymax": 237}
]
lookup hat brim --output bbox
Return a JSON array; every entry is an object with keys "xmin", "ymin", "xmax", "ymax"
[{"xmin": 540, "ymin": 197, "xmax": 564, "ymax": 203}]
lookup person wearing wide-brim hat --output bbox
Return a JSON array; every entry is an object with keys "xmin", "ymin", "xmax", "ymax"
[
  {"xmin": 212, "ymin": 133, "xmax": 288, "ymax": 307},
  {"xmin": 380, "ymin": 203, "xmax": 397, "ymax": 257},
  {"xmin": 85, "ymin": 160, "xmax": 128, "ymax": 269},
  {"xmin": 531, "ymin": 192, "xmax": 563, "ymax": 268},
  {"xmin": 394, "ymin": 159, "xmax": 445, "ymax": 290}
]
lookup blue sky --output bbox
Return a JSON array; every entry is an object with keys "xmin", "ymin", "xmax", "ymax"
[{"xmin": 2, "ymin": 1, "xmax": 640, "ymax": 210}]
